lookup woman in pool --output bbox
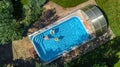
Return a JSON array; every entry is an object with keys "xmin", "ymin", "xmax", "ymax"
[
  {"xmin": 43, "ymin": 35, "xmax": 60, "ymax": 41},
  {"xmin": 43, "ymin": 36, "xmax": 49, "ymax": 40},
  {"xmin": 50, "ymin": 29, "xmax": 55, "ymax": 35},
  {"xmin": 54, "ymin": 37, "xmax": 59, "ymax": 41},
  {"xmin": 44, "ymin": 29, "xmax": 60, "ymax": 41}
]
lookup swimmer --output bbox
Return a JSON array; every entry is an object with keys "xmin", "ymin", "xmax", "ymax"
[
  {"xmin": 54, "ymin": 37, "xmax": 59, "ymax": 41},
  {"xmin": 43, "ymin": 36, "xmax": 49, "ymax": 40},
  {"xmin": 50, "ymin": 29, "xmax": 55, "ymax": 35}
]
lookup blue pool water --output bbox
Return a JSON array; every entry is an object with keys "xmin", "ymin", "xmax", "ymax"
[{"xmin": 30, "ymin": 16, "xmax": 89, "ymax": 62}]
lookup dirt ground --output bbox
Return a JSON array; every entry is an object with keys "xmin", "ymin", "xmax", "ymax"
[{"xmin": 12, "ymin": 37, "xmax": 33, "ymax": 60}]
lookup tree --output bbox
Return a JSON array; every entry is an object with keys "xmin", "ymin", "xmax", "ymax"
[
  {"xmin": 20, "ymin": 0, "xmax": 46, "ymax": 26},
  {"xmin": 0, "ymin": 0, "xmax": 24, "ymax": 44},
  {"xmin": 0, "ymin": 0, "xmax": 46, "ymax": 44},
  {"xmin": 92, "ymin": 63, "xmax": 108, "ymax": 67}
]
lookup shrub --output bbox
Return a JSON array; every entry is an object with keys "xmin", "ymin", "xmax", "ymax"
[{"xmin": 0, "ymin": 0, "xmax": 24, "ymax": 44}]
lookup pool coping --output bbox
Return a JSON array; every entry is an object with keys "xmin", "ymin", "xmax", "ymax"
[{"xmin": 29, "ymin": 9, "xmax": 91, "ymax": 63}]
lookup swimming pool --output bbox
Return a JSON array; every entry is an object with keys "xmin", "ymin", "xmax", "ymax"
[{"xmin": 30, "ymin": 16, "xmax": 89, "ymax": 62}]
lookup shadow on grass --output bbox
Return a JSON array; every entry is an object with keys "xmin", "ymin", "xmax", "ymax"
[
  {"xmin": 12, "ymin": 58, "xmax": 36, "ymax": 67},
  {"xmin": 2, "ymin": 58, "xmax": 60, "ymax": 67},
  {"xmin": 0, "ymin": 42, "xmax": 13, "ymax": 65},
  {"xmin": 0, "ymin": 43, "xmax": 39, "ymax": 67},
  {"xmin": 11, "ymin": 0, "xmax": 24, "ymax": 21},
  {"xmin": 69, "ymin": 36, "xmax": 120, "ymax": 67},
  {"xmin": 0, "ymin": 56, "xmax": 40, "ymax": 67}
]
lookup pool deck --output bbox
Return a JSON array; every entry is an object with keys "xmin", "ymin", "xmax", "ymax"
[
  {"xmin": 29, "ymin": 9, "xmax": 94, "ymax": 39},
  {"xmin": 61, "ymin": 27, "xmax": 114, "ymax": 63},
  {"xmin": 30, "ymin": 15, "xmax": 90, "ymax": 62},
  {"xmin": 28, "ymin": 7, "xmax": 113, "ymax": 64},
  {"xmin": 11, "ymin": 0, "xmax": 115, "ymax": 65}
]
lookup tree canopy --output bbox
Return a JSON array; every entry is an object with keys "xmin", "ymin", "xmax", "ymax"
[
  {"xmin": 0, "ymin": 0, "xmax": 23, "ymax": 44},
  {"xmin": 0, "ymin": 0, "xmax": 46, "ymax": 44}
]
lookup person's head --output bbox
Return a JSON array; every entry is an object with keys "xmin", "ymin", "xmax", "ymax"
[
  {"xmin": 50, "ymin": 29, "xmax": 55, "ymax": 35},
  {"xmin": 43, "ymin": 36, "xmax": 49, "ymax": 40}
]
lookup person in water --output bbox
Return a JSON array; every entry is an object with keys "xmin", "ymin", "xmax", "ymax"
[
  {"xmin": 43, "ymin": 29, "xmax": 60, "ymax": 41},
  {"xmin": 43, "ymin": 36, "xmax": 49, "ymax": 40},
  {"xmin": 50, "ymin": 29, "xmax": 55, "ymax": 35},
  {"xmin": 54, "ymin": 37, "xmax": 59, "ymax": 41}
]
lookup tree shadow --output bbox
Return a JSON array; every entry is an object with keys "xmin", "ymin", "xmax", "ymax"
[
  {"xmin": 13, "ymin": 58, "xmax": 36, "ymax": 67},
  {"xmin": 31, "ymin": 8, "xmax": 57, "ymax": 29},
  {"xmin": 59, "ymin": 36, "xmax": 64, "ymax": 40},
  {"xmin": 0, "ymin": 43, "xmax": 39, "ymax": 67},
  {"xmin": 0, "ymin": 42, "xmax": 13, "ymax": 65},
  {"xmin": 6, "ymin": 56, "xmax": 60, "ymax": 67},
  {"xmin": 0, "ymin": 54, "xmax": 41, "ymax": 67},
  {"xmin": 54, "ymin": 28, "xmax": 59, "ymax": 33},
  {"xmin": 25, "ymin": 8, "xmax": 59, "ymax": 36},
  {"xmin": 44, "ymin": 0, "xmax": 49, "ymax": 4},
  {"xmin": 69, "ymin": 36, "xmax": 120, "ymax": 67},
  {"xmin": 11, "ymin": 0, "xmax": 24, "ymax": 21}
]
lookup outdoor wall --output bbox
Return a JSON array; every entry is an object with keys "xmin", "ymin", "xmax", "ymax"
[{"xmin": 81, "ymin": 5, "xmax": 108, "ymax": 36}]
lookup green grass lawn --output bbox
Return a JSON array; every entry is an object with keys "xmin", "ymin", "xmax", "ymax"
[
  {"xmin": 96, "ymin": 0, "xmax": 120, "ymax": 36},
  {"xmin": 67, "ymin": 0, "xmax": 120, "ymax": 67},
  {"xmin": 95, "ymin": 0, "xmax": 120, "ymax": 66},
  {"xmin": 51, "ymin": 0, "xmax": 88, "ymax": 8}
]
